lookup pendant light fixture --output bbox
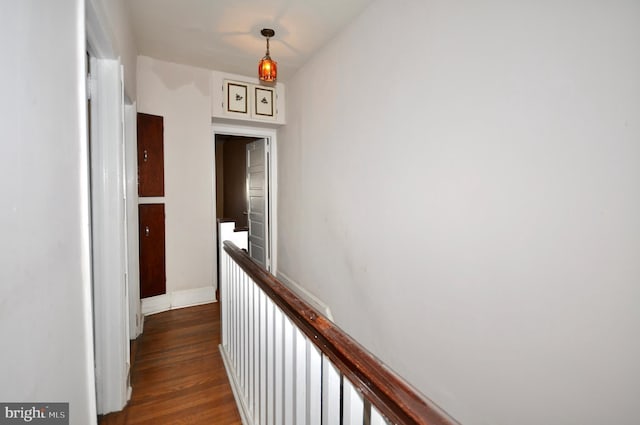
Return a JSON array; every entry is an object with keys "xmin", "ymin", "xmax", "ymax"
[{"xmin": 258, "ymin": 28, "xmax": 277, "ymax": 82}]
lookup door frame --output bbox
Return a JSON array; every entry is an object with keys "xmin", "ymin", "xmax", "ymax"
[
  {"xmin": 88, "ymin": 55, "xmax": 131, "ymax": 414},
  {"xmin": 212, "ymin": 123, "xmax": 278, "ymax": 275},
  {"xmin": 124, "ymin": 103, "xmax": 142, "ymax": 339},
  {"xmin": 87, "ymin": 0, "xmax": 135, "ymax": 412}
]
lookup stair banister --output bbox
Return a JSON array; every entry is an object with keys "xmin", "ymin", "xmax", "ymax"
[{"xmin": 220, "ymin": 240, "xmax": 457, "ymax": 425}]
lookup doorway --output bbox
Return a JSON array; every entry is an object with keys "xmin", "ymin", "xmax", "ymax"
[
  {"xmin": 215, "ymin": 135, "xmax": 257, "ymax": 230},
  {"xmin": 212, "ymin": 123, "xmax": 278, "ymax": 276}
]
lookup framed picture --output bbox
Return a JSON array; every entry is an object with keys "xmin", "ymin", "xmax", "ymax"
[
  {"xmin": 254, "ymin": 86, "xmax": 275, "ymax": 117},
  {"xmin": 226, "ymin": 82, "xmax": 248, "ymax": 114}
]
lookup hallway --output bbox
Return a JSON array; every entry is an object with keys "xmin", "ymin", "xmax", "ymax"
[{"xmin": 99, "ymin": 303, "xmax": 242, "ymax": 425}]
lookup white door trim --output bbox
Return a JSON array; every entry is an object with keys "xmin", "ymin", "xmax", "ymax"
[
  {"xmin": 87, "ymin": 0, "xmax": 133, "ymax": 415},
  {"xmin": 124, "ymin": 103, "xmax": 142, "ymax": 339},
  {"xmin": 211, "ymin": 123, "xmax": 278, "ymax": 275},
  {"xmin": 90, "ymin": 57, "xmax": 131, "ymax": 414}
]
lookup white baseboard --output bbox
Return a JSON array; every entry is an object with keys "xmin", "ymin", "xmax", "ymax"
[
  {"xmin": 171, "ymin": 286, "xmax": 216, "ymax": 308},
  {"xmin": 276, "ymin": 271, "xmax": 333, "ymax": 321},
  {"xmin": 141, "ymin": 286, "xmax": 216, "ymax": 316},
  {"xmin": 141, "ymin": 294, "xmax": 170, "ymax": 315},
  {"xmin": 219, "ymin": 344, "xmax": 253, "ymax": 425}
]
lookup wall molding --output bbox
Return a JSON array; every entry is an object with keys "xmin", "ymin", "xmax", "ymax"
[
  {"xmin": 141, "ymin": 286, "xmax": 216, "ymax": 316},
  {"xmin": 276, "ymin": 271, "xmax": 333, "ymax": 321}
]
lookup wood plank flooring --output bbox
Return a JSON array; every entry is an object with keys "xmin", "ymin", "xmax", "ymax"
[{"xmin": 99, "ymin": 303, "xmax": 242, "ymax": 425}]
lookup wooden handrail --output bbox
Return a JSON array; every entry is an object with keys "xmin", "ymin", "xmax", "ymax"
[{"xmin": 223, "ymin": 241, "xmax": 458, "ymax": 425}]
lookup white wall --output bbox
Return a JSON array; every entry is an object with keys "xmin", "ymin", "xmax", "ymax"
[
  {"xmin": 0, "ymin": 1, "xmax": 97, "ymax": 424},
  {"xmin": 277, "ymin": 1, "xmax": 640, "ymax": 424},
  {"xmin": 137, "ymin": 56, "xmax": 216, "ymax": 299},
  {"xmin": 89, "ymin": 0, "xmax": 138, "ymax": 99}
]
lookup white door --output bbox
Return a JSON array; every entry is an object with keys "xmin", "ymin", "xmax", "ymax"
[{"xmin": 246, "ymin": 139, "xmax": 270, "ymax": 269}]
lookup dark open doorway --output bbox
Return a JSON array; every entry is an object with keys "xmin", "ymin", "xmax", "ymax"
[{"xmin": 214, "ymin": 134, "xmax": 261, "ymax": 229}]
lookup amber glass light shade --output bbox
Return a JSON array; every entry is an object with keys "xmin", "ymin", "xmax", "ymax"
[
  {"xmin": 258, "ymin": 55, "xmax": 277, "ymax": 82},
  {"xmin": 258, "ymin": 29, "xmax": 277, "ymax": 82}
]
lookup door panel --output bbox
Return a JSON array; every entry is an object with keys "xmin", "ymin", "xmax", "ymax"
[
  {"xmin": 137, "ymin": 113, "xmax": 164, "ymax": 197},
  {"xmin": 249, "ymin": 196, "xmax": 264, "ymax": 213},
  {"xmin": 246, "ymin": 139, "xmax": 269, "ymax": 268},
  {"xmin": 138, "ymin": 203, "xmax": 166, "ymax": 298}
]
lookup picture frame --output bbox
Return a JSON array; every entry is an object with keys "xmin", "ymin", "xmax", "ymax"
[
  {"xmin": 254, "ymin": 86, "xmax": 275, "ymax": 118},
  {"xmin": 226, "ymin": 82, "xmax": 248, "ymax": 114}
]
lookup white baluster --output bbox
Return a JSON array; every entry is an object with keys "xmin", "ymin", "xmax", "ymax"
[
  {"xmin": 229, "ymin": 263, "xmax": 236, "ymax": 365},
  {"xmin": 283, "ymin": 316, "xmax": 295, "ymax": 425},
  {"xmin": 233, "ymin": 264, "xmax": 239, "ymax": 366},
  {"xmin": 253, "ymin": 285, "xmax": 261, "ymax": 422},
  {"xmin": 243, "ymin": 274, "xmax": 250, "ymax": 399},
  {"xmin": 371, "ymin": 406, "xmax": 389, "ymax": 425},
  {"xmin": 239, "ymin": 272, "xmax": 246, "ymax": 394},
  {"xmin": 274, "ymin": 306, "xmax": 284, "ymax": 425},
  {"xmin": 294, "ymin": 328, "xmax": 307, "ymax": 425},
  {"xmin": 259, "ymin": 289, "xmax": 267, "ymax": 425},
  {"xmin": 343, "ymin": 378, "xmax": 364, "ymax": 425},
  {"xmin": 266, "ymin": 298, "xmax": 275, "ymax": 425},
  {"xmin": 228, "ymin": 261, "xmax": 233, "ymax": 355},
  {"xmin": 321, "ymin": 355, "xmax": 341, "ymax": 425},
  {"xmin": 220, "ymin": 252, "xmax": 227, "ymax": 346},
  {"xmin": 226, "ymin": 255, "xmax": 232, "ymax": 350},
  {"xmin": 234, "ymin": 266, "xmax": 240, "ymax": 369},
  {"xmin": 247, "ymin": 277, "xmax": 255, "ymax": 416},
  {"xmin": 308, "ymin": 341, "xmax": 322, "ymax": 425},
  {"xmin": 244, "ymin": 274, "xmax": 251, "ymax": 399}
]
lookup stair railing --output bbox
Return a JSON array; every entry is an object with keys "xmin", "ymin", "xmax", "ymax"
[{"xmin": 220, "ymin": 240, "xmax": 457, "ymax": 425}]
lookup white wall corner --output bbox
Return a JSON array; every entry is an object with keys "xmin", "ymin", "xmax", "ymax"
[{"xmin": 86, "ymin": 0, "xmax": 115, "ymax": 59}]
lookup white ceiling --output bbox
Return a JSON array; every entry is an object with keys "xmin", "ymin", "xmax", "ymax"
[{"xmin": 128, "ymin": 0, "xmax": 375, "ymax": 82}]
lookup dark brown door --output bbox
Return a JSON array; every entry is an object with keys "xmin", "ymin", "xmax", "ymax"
[
  {"xmin": 139, "ymin": 204, "xmax": 166, "ymax": 298},
  {"xmin": 137, "ymin": 113, "xmax": 164, "ymax": 197}
]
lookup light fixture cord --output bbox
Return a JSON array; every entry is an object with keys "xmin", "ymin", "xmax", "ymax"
[{"xmin": 265, "ymin": 37, "xmax": 270, "ymax": 55}]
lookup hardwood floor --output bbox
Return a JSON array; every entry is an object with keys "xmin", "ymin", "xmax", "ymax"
[{"xmin": 99, "ymin": 303, "xmax": 242, "ymax": 425}]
